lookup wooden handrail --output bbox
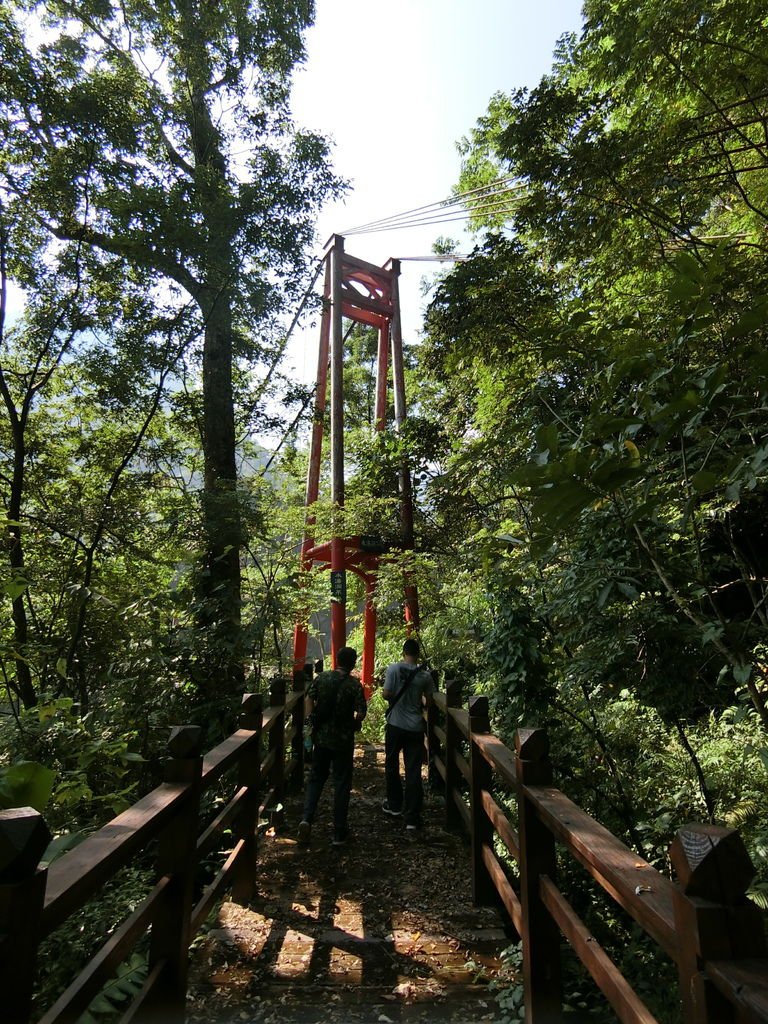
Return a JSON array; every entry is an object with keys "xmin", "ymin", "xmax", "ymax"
[
  {"xmin": 473, "ymin": 732, "xmax": 517, "ymax": 788},
  {"xmin": 447, "ymin": 705, "xmax": 470, "ymax": 739},
  {"xmin": 480, "ymin": 789, "xmax": 518, "ymax": 860},
  {"xmin": 527, "ymin": 784, "xmax": 677, "ymax": 960},
  {"xmin": 260, "ymin": 705, "xmax": 283, "ymax": 733},
  {"xmin": 201, "ymin": 728, "xmax": 260, "ymax": 785},
  {"xmin": 197, "ymin": 786, "xmax": 249, "ymax": 857},
  {"xmin": 427, "ymin": 688, "xmax": 768, "ymax": 1024},
  {"xmin": 433, "ymin": 691, "xmax": 471, "ymax": 737},
  {"xmin": 539, "ymin": 875, "xmax": 659, "ymax": 1024},
  {"xmin": 37, "ymin": 876, "xmax": 172, "ymax": 1024},
  {"xmin": 0, "ymin": 685, "xmax": 301, "ymax": 1024},
  {"xmin": 41, "ymin": 783, "xmax": 189, "ymax": 938},
  {"xmin": 705, "ymin": 960, "xmax": 768, "ymax": 1022}
]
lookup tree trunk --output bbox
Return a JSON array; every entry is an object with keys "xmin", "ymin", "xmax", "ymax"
[
  {"xmin": 197, "ymin": 287, "xmax": 243, "ymax": 692},
  {"xmin": 8, "ymin": 473, "xmax": 37, "ymax": 709},
  {"xmin": 0, "ymin": 379, "xmax": 36, "ymax": 707}
]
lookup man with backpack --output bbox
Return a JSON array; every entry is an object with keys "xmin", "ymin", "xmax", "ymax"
[
  {"xmin": 382, "ymin": 638, "xmax": 435, "ymax": 833},
  {"xmin": 297, "ymin": 646, "xmax": 366, "ymax": 847}
]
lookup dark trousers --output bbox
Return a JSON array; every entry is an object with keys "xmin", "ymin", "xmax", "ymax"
[
  {"xmin": 302, "ymin": 742, "xmax": 354, "ymax": 837},
  {"xmin": 384, "ymin": 724, "xmax": 425, "ymax": 827}
]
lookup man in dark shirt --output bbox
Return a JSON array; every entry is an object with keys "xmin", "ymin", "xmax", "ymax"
[{"xmin": 298, "ymin": 646, "xmax": 366, "ymax": 846}]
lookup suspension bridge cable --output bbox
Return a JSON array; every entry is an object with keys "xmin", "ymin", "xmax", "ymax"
[
  {"xmin": 340, "ymin": 176, "xmax": 526, "ymax": 234},
  {"xmin": 343, "ymin": 198, "xmax": 519, "ymax": 235},
  {"xmin": 259, "ymin": 383, "xmax": 318, "ymax": 477},
  {"xmin": 342, "ymin": 186, "xmax": 526, "ymax": 235},
  {"xmin": 259, "ymin": 323, "xmax": 357, "ymax": 477},
  {"xmin": 396, "ymin": 254, "xmax": 471, "ymax": 261},
  {"xmin": 340, "ymin": 174, "xmax": 522, "ymax": 233},
  {"xmin": 252, "ymin": 255, "xmax": 325, "ymax": 404},
  {"xmin": 345, "ymin": 196, "xmax": 525, "ymax": 235}
]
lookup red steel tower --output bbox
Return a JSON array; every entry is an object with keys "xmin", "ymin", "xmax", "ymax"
[{"xmin": 292, "ymin": 235, "xmax": 419, "ymax": 694}]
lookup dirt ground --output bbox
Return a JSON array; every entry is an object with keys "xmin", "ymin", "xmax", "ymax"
[{"xmin": 186, "ymin": 743, "xmax": 515, "ymax": 1024}]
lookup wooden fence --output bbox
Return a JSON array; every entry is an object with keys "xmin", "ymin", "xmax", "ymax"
[
  {"xmin": 426, "ymin": 681, "xmax": 768, "ymax": 1023},
  {"xmin": 5, "ymin": 675, "xmax": 768, "ymax": 1023},
  {"xmin": 1, "ymin": 677, "xmax": 305, "ymax": 1024}
]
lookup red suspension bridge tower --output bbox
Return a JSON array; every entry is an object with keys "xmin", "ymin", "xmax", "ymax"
[{"xmin": 292, "ymin": 235, "xmax": 419, "ymax": 694}]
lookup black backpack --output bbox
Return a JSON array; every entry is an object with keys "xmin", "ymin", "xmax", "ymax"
[{"xmin": 309, "ymin": 670, "xmax": 347, "ymax": 732}]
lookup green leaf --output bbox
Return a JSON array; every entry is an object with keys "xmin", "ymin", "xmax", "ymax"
[
  {"xmin": 701, "ymin": 623, "xmax": 724, "ymax": 647},
  {"xmin": 733, "ymin": 663, "xmax": 752, "ymax": 685},
  {"xmin": 2, "ymin": 575, "xmax": 29, "ymax": 601},
  {"xmin": 88, "ymin": 994, "xmax": 115, "ymax": 1013},
  {"xmin": 591, "ymin": 463, "xmax": 643, "ymax": 492},
  {"xmin": 43, "ymin": 830, "xmax": 87, "ymax": 865},
  {"xmin": 0, "ymin": 761, "xmax": 56, "ymax": 811},
  {"xmin": 690, "ymin": 470, "xmax": 717, "ymax": 492},
  {"xmin": 535, "ymin": 423, "xmax": 559, "ymax": 456},
  {"xmin": 674, "ymin": 252, "xmax": 706, "ymax": 282},
  {"xmin": 725, "ymin": 307, "xmax": 768, "ymax": 339},
  {"xmin": 623, "ymin": 439, "xmax": 641, "ymax": 465},
  {"xmin": 532, "ymin": 480, "xmax": 595, "ymax": 529},
  {"xmin": 597, "ymin": 582, "xmax": 613, "ymax": 609}
]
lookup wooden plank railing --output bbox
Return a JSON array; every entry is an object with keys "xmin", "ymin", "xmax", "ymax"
[
  {"xmin": 5, "ymin": 673, "xmax": 767, "ymax": 1023},
  {"xmin": 427, "ymin": 687, "xmax": 768, "ymax": 1024},
  {"xmin": 0, "ymin": 678, "xmax": 306, "ymax": 1024}
]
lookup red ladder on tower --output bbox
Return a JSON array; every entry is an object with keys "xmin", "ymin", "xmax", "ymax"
[{"xmin": 292, "ymin": 234, "xmax": 419, "ymax": 695}]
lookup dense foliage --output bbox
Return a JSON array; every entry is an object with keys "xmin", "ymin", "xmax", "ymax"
[{"xmin": 408, "ymin": 2, "xmax": 768, "ymax": 1017}]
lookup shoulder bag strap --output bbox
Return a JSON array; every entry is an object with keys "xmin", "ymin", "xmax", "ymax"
[{"xmin": 385, "ymin": 664, "xmax": 423, "ymax": 717}]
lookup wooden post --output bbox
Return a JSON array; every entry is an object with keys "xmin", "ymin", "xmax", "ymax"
[
  {"xmin": 147, "ymin": 725, "xmax": 203, "ymax": 1024},
  {"xmin": 232, "ymin": 694, "xmax": 263, "ymax": 903},
  {"xmin": 0, "ymin": 807, "xmax": 52, "ymax": 1024},
  {"xmin": 469, "ymin": 696, "xmax": 497, "ymax": 906},
  {"xmin": 444, "ymin": 678, "xmax": 463, "ymax": 832},
  {"xmin": 268, "ymin": 676, "xmax": 286, "ymax": 829},
  {"xmin": 670, "ymin": 823, "xmax": 766, "ymax": 1024},
  {"xmin": 289, "ymin": 673, "xmax": 305, "ymax": 794},
  {"xmin": 425, "ymin": 672, "xmax": 440, "ymax": 796},
  {"xmin": 515, "ymin": 728, "xmax": 562, "ymax": 1024}
]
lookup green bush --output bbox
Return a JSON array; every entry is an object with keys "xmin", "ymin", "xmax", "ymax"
[{"xmin": 359, "ymin": 687, "xmax": 388, "ymax": 744}]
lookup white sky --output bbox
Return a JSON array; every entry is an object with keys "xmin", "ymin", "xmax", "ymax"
[{"xmin": 286, "ymin": 0, "xmax": 584, "ymax": 381}]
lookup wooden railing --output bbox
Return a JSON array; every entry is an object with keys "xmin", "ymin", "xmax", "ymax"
[
  {"xmin": 1, "ymin": 677, "xmax": 306, "ymax": 1024},
  {"xmin": 426, "ymin": 682, "xmax": 768, "ymax": 1023},
  {"xmin": 5, "ymin": 675, "xmax": 768, "ymax": 1023}
]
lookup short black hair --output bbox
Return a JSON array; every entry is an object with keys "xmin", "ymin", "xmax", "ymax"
[
  {"xmin": 402, "ymin": 638, "xmax": 420, "ymax": 658},
  {"xmin": 337, "ymin": 646, "xmax": 357, "ymax": 671}
]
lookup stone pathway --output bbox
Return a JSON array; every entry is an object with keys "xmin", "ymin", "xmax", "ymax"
[{"xmin": 187, "ymin": 744, "xmax": 513, "ymax": 1023}]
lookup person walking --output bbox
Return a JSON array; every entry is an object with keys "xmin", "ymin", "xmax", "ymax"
[
  {"xmin": 382, "ymin": 638, "xmax": 434, "ymax": 833},
  {"xmin": 298, "ymin": 646, "xmax": 366, "ymax": 847}
]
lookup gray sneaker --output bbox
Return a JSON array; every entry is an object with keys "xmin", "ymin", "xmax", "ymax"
[
  {"xmin": 382, "ymin": 801, "xmax": 402, "ymax": 817},
  {"xmin": 297, "ymin": 820, "xmax": 311, "ymax": 845}
]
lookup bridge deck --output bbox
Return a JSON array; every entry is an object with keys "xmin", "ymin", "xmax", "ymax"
[{"xmin": 187, "ymin": 744, "xmax": 509, "ymax": 1023}]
